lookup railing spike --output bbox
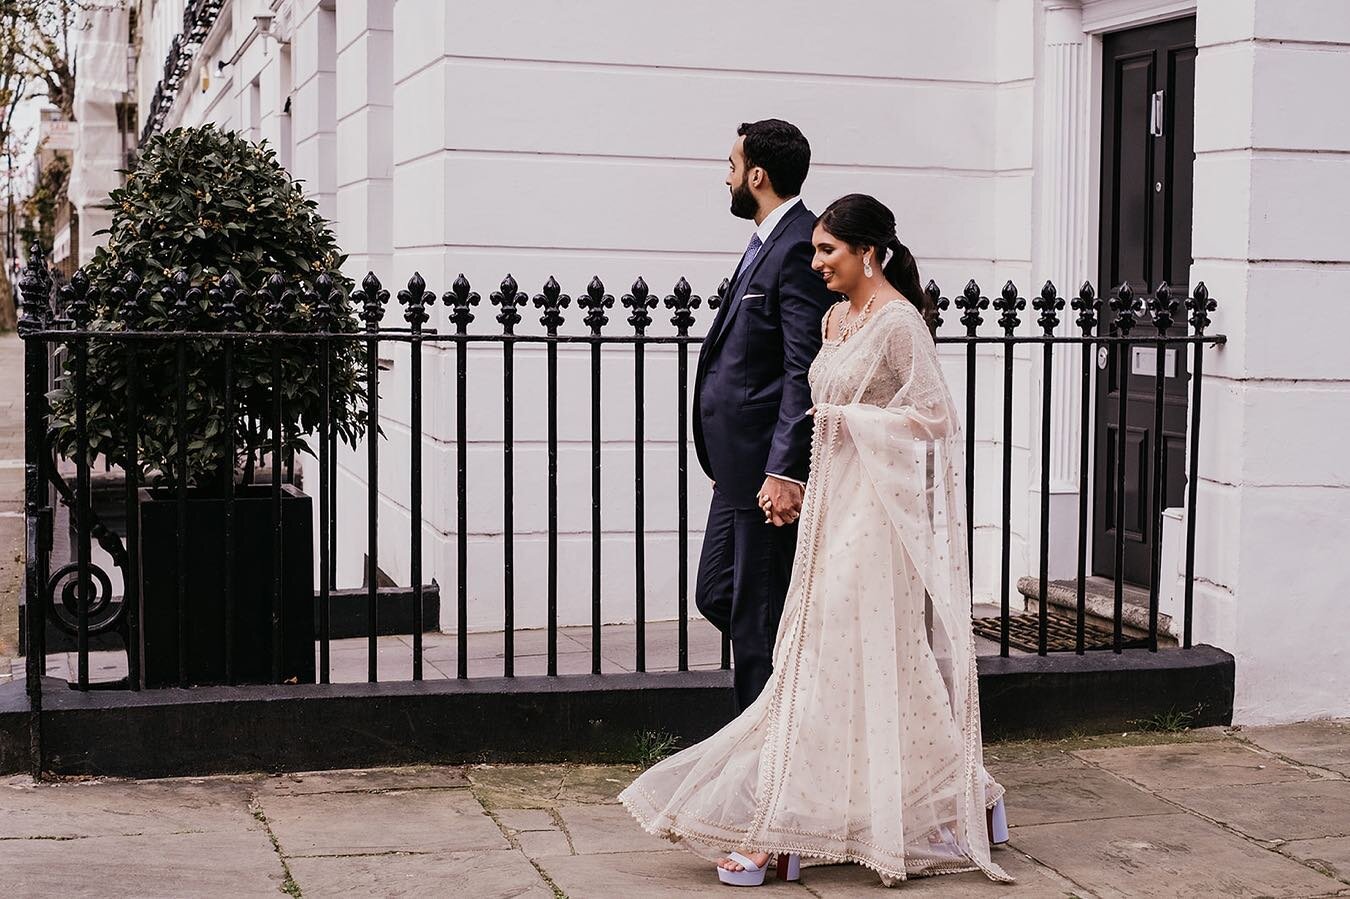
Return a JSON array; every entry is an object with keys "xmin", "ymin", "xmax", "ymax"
[
  {"xmin": 490, "ymin": 273, "xmax": 525, "ymax": 330},
  {"xmin": 578, "ymin": 275, "xmax": 613, "ymax": 333},
  {"xmin": 622, "ymin": 276, "xmax": 657, "ymax": 332},
  {"xmin": 1035, "ymin": 280, "xmax": 1063, "ymax": 335},
  {"xmin": 994, "ymin": 280, "xmax": 1025, "ymax": 335},
  {"xmin": 533, "ymin": 275, "xmax": 570, "ymax": 330},
  {"xmin": 400, "ymin": 271, "xmax": 434, "ymax": 330},
  {"xmin": 664, "ymin": 277, "xmax": 701, "ymax": 334},
  {"xmin": 443, "ymin": 273, "xmax": 479, "ymax": 329}
]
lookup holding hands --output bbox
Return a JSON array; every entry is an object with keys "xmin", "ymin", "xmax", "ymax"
[{"xmin": 758, "ymin": 475, "xmax": 803, "ymax": 527}]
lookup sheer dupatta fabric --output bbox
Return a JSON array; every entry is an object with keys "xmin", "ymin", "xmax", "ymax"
[{"xmin": 621, "ymin": 300, "xmax": 1010, "ymax": 884}]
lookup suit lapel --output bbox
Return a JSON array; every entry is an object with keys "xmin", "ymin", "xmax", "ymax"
[{"xmin": 704, "ymin": 202, "xmax": 807, "ymax": 356}]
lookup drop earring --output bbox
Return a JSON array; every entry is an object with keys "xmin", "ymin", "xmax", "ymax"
[{"xmin": 863, "ymin": 255, "xmax": 874, "ymax": 279}]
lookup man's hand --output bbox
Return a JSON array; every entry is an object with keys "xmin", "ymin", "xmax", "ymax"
[{"xmin": 757, "ymin": 475, "xmax": 803, "ymax": 527}]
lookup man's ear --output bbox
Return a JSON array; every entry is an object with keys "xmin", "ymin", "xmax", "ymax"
[{"xmin": 749, "ymin": 167, "xmax": 764, "ymax": 190}]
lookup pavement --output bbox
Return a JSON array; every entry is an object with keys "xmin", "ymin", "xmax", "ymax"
[
  {"xmin": 1, "ymin": 331, "xmax": 24, "ymax": 661},
  {"xmin": 2, "ymin": 721, "xmax": 1348, "ymax": 898}
]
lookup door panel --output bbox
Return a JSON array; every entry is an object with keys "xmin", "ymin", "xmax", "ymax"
[{"xmin": 1092, "ymin": 17, "xmax": 1196, "ymax": 585}]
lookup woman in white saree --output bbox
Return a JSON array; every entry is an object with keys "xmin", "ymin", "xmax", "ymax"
[{"xmin": 621, "ymin": 194, "xmax": 1011, "ymax": 888}]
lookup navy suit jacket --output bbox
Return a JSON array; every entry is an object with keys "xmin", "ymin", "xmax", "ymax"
[{"xmin": 693, "ymin": 202, "xmax": 835, "ymax": 509}]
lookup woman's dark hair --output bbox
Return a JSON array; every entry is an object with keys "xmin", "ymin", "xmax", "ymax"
[
  {"xmin": 816, "ymin": 193, "xmax": 935, "ymax": 335},
  {"xmin": 737, "ymin": 119, "xmax": 811, "ymax": 198}
]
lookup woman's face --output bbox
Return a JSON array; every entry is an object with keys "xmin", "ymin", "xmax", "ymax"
[{"xmin": 811, "ymin": 224, "xmax": 868, "ymax": 296}]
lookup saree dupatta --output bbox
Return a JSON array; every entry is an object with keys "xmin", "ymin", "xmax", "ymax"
[{"xmin": 622, "ymin": 301, "xmax": 1010, "ymax": 884}]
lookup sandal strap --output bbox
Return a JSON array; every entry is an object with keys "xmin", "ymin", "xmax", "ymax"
[{"xmin": 726, "ymin": 852, "xmax": 762, "ymax": 872}]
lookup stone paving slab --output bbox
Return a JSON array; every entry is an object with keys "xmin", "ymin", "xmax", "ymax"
[
  {"xmin": 536, "ymin": 847, "xmax": 751, "ymax": 898},
  {"xmin": 286, "ymin": 847, "xmax": 555, "ymax": 898},
  {"xmin": 1167, "ymin": 780, "xmax": 1350, "ymax": 842},
  {"xmin": 795, "ymin": 848, "xmax": 1077, "ymax": 897},
  {"xmin": 0, "ymin": 777, "xmax": 259, "ymax": 839},
  {"xmin": 1240, "ymin": 721, "xmax": 1350, "ymax": 777},
  {"xmin": 470, "ymin": 763, "xmax": 571, "ymax": 809},
  {"xmin": 259, "ymin": 787, "xmax": 510, "ymax": 857},
  {"xmin": 557, "ymin": 764, "xmax": 641, "ymax": 804},
  {"xmin": 1281, "ymin": 836, "xmax": 1350, "ymax": 882},
  {"xmin": 1075, "ymin": 739, "xmax": 1314, "ymax": 791},
  {"xmin": 494, "ymin": 807, "xmax": 560, "ymax": 831},
  {"xmin": 0, "ymin": 829, "xmax": 287, "ymax": 898},
  {"xmin": 995, "ymin": 761, "xmax": 1176, "ymax": 826},
  {"xmin": 1010, "ymin": 811, "xmax": 1343, "ymax": 898},
  {"xmin": 551, "ymin": 802, "xmax": 677, "ymax": 857},
  {"xmin": 516, "ymin": 826, "xmax": 575, "ymax": 858},
  {"xmin": 257, "ymin": 764, "xmax": 469, "ymax": 796}
]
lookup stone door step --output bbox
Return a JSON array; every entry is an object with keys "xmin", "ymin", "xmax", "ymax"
[{"xmin": 1017, "ymin": 575, "xmax": 1176, "ymax": 644}]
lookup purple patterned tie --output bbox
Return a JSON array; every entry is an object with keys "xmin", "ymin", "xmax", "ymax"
[{"xmin": 735, "ymin": 233, "xmax": 763, "ymax": 284}]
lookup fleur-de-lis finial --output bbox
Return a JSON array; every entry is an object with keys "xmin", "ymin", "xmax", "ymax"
[
  {"xmin": 1034, "ymin": 280, "xmax": 1064, "ymax": 335},
  {"xmin": 664, "ymin": 277, "xmax": 701, "ymax": 334},
  {"xmin": 400, "ymin": 272, "xmax": 434, "ymax": 332},
  {"xmin": 167, "ymin": 269, "xmax": 201, "ymax": 330},
  {"xmin": 1071, "ymin": 281, "xmax": 1100, "ymax": 335},
  {"xmin": 925, "ymin": 280, "xmax": 949, "ymax": 332},
  {"xmin": 16, "ymin": 242, "xmax": 53, "ymax": 331},
  {"xmin": 622, "ymin": 276, "xmax": 658, "ymax": 332},
  {"xmin": 1149, "ymin": 282, "xmax": 1179, "ymax": 334},
  {"xmin": 110, "ymin": 270, "xmax": 144, "ymax": 329},
  {"xmin": 490, "ymin": 273, "xmax": 525, "ymax": 331},
  {"xmin": 994, "ymin": 280, "xmax": 1025, "ymax": 335},
  {"xmin": 356, "ymin": 271, "xmax": 389, "ymax": 330},
  {"xmin": 210, "ymin": 272, "xmax": 243, "ymax": 331},
  {"xmin": 533, "ymin": 276, "xmax": 570, "ymax": 331},
  {"xmin": 578, "ymin": 275, "xmax": 614, "ymax": 333},
  {"xmin": 955, "ymin": 279, "xmax": 988, "ymax": 333},
  {"xmin": 307, "ymin": 272, "xmax": 337, "ymax": 332},
  {"xmin": 1187, "ymin": 281, "xmax": 1215, "ymax": 334},
  {"xmin": 443, "ymin": 273, "xmax": 479, "ymax": 330},
  {"xmin": 708, "ymin": 277, "xmax": 730, "ymax": 310},
  {"xmin": 63, "ymin": 269, "xmax": 93, "ymax": 329},
  {"xmin": 258, "ymin": 273, "xmax": 289, "ymax": 329},
  {"xmin": 1111, "ymin": 282, "xmax": 1140, "ymax": 335}
]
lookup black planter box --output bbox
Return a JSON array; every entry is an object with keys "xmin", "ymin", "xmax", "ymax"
[{"xmin": 138, "ymin": 485, "xmax": 315, "ymax": 688}]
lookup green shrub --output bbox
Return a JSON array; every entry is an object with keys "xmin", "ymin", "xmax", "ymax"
[{"xmin": 47, "ymin": 125, "xmax": 370, "ymax": 488}]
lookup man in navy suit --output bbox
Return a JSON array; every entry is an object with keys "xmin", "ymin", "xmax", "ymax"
[{"xmin": 694, "ymin": 119, "xmax": 835, "ymax": 710}]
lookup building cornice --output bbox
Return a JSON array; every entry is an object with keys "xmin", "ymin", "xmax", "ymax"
[{"xmin": 1080, "ymin": 0, "xmax": 1196, "ymax": 34}]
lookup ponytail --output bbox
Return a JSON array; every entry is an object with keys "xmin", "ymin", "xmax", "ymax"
[{"xmin": 883, "ymin": 237, "xmax": 936, "ymax": 337}]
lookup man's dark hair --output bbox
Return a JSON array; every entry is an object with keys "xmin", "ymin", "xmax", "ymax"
[{"xmin": 737, "ymin": 119, "xmax": 810, "ymax": 198}]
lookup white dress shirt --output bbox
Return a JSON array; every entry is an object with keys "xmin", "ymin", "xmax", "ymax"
[{"xmin": 752, "ymin": 195, "xmax": 807, "ymax": 490}]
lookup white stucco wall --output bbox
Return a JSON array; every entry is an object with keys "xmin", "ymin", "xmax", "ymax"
[
  {"xmin": 329, "ymin": 0, "xmax": 1036, "ymax": 634},
  {"xmin": 1189, "ymin": 0, "xmax": 1350, "ymax": 723},
  {"xmin": 128, "ymin": 0, "xmax": 1350, "ymax": 723}
]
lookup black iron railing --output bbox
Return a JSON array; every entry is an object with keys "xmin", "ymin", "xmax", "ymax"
[
  {"xmin": 139, "ymin": 0, "xmax": 226, "ymax": 146},
  {"xmin": 15, "ymin": 246, "xmax": 1224, "ymax": 700}
]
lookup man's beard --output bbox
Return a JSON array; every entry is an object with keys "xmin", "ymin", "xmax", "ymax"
[{"xmin": 729, "ymin": 178, "xmax": 758, "ymax": 220}]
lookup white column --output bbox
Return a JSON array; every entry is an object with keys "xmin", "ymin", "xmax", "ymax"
[
  {"xmin": 1189, "ymin": 0, "xmax": 1350, "ymax": 723},
  {"xmin": 1032, "ymin": 0, "xmax": 1093, "ymax": 577},
  {"xmin": 335, "ymin": 1, "xmax": 394, "ymax": 277},
  {"xmin": 289, "ymin": 0, "xmax": 337, "ymax": 222}
]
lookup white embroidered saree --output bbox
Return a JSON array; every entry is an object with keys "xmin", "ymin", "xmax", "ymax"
[{"xmin": 621, "ymin": 300, "xmax": 1010, "ymax": 885}]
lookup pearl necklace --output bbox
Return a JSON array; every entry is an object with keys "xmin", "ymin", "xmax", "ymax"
[{"xmin": 838, "ymin": 292, "xmax": 877, "ymax": 343}]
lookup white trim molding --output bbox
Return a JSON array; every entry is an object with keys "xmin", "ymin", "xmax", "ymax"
[
  {"xmin": 1080, "ymin": 0, "xmax": 1196, "ymax": 34},
  {"xmin": 1035, "ymin": 0, "xmax": 1093, "ymax": 495}
]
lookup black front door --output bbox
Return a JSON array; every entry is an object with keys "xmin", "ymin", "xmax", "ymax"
[{"xmin": 1092, "ymin": 17, "xmax": 1195, "ymax": 585}]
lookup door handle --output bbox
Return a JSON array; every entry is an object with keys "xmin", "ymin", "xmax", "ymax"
[{"xmin": 1150, "ymin": 90, "xmax": 1165, "ymax": 137}]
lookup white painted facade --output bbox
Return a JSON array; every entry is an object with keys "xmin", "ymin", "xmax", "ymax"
[{"xmin": 124, "ymin": 0, "xmax": 1349, "ymax": 724}]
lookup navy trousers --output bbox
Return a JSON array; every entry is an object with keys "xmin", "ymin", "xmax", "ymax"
[{"xmin": 695, "ymin": 488, "xmax": 799, "ymax": 711}]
